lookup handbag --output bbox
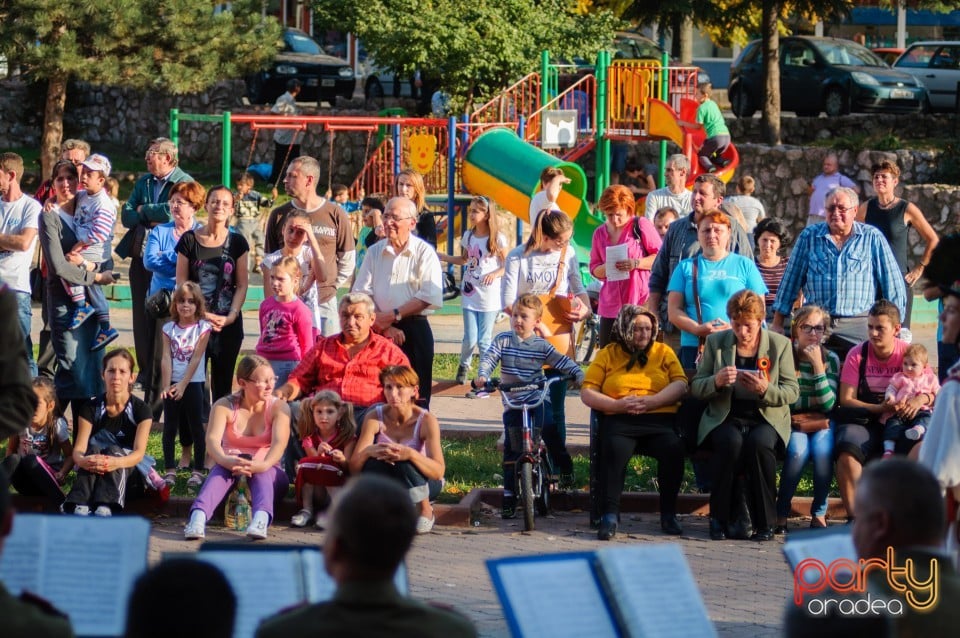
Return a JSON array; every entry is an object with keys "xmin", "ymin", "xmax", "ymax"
[
  {"xmin": 791, "ymin": 412, "xmax": 830, "ymax": 433},
  {"xmin": 536, "ymin": 244, "xmax": 575, "ymax": 357},
  {"xmin": 831, "ymin": 342, "xmax": 883, "ymax": 426},
  {"xmin": 29, "ymin": 244, "xmax": 45, "ymax": 303},
  {"xmin": 145, "ymin": 288, "xmax": 172, "ymax": 319}
]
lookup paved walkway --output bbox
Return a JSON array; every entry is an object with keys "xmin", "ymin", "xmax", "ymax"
[{"xmin": 30, "ymin": 299, "xmax": 938, "ymax": 637}]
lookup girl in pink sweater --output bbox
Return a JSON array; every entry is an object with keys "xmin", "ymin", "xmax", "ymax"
[
  {"xmin": 256, "ymin": 256, "xmax": 314, "ymax": 386},
  {"xmin": 882, "ymin": 344, "xmax": 940, "ymax": 457}
]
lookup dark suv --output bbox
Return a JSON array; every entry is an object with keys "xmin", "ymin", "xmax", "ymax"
[
  {"xmin": 728, "ymin": 36, "xmax": 927, "ymax": 117},
  {"xmin": 246, "ymin": 28, "xmax": 356, "ymax": 105}
]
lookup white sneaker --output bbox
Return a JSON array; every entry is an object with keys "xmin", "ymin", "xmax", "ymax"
[
  {"xmin": 291, "ymin": 509, "xmax": 313, "ymax": 528},
  {"xmin": 73, "ymin": 505, "xmax": 90, "ymax": 516},
  {"xmin": 416, "ymin": 514, "xmax": 436, "ymax": 534},
  {"xmin": 94, "ymin": 505, "xmax": 112, "ymax": 517},
  {"xmin": 246, "ymin": 511, "xmax": 269, "ymax": 540},
  {"xmin": 905, "ymin": 425, "xmax": 926, "ymax": 440},
  {"xmin": 184, "ymin": 511, "xmax": 207, "ymax": 540},
  {"xmin": 314, "ymin": 511, "xmax": 329, "ymax": 530}
]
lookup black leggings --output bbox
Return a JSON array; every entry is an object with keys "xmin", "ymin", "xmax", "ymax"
[
  {"xmin": 207, "ymin": 318, "xmax": 244, "ymax": 403},
  {"xmin": 397, "ymin": 316, "xmax": 434, "ymax": 410},
  {"xmin": 1, "ymin": 454, "xmax": 65, "ymax": 506},
  {"xmin": 600, "ymin": 413, "xmax": 684, "ymax": 517},
  {"xmin": 163, "ymin": 381, "xmax": 206, "ymax": 470},
  {"xmin": 707, "ymin": 419, "xmax": 781, "ymax": 528}
]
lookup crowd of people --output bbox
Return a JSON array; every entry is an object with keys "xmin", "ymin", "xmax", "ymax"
[{"xmin": 1, "ymin": 129, "xmax": 958, "ymax": 634}]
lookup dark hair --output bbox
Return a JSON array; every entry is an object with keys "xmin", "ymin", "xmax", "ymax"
[
  {"xmin": 331, "ymin": 183, "xmax": 349, "ymax": 197},
  {"xmin": 206, "ymin": 185, "xmax": 234, "ymax": 206},
  {"xmin": 287, "ymin": 78, "xmax": 302, "ymax": 92},
  {"xmin": 125, "ymin": 560, "xmax": 236, "ymax": 638},
  {"xmin": 328, "ymin": 475, "xmax": 417, "ymax": 579},
  {"xmin": 753, "ymin": 218, "xmax": 793, "ymax": 254},
  {"xmin": 103, "ymin": 348, "xmax": 136, "ymax": 373},
  {"xmin": 361, "ymin": 196, "xmax": 385, "ymax": 212},
  {"xmin": 868, "ymin": 299, "xmax": 901, "ymax": 325},
  {"xmin": 693, "ymin": 173, "xmax": 725, "ymax": 198},
  {"xmin": 859, "ymin": 459, "xmax": 945, "ymax": 548}
]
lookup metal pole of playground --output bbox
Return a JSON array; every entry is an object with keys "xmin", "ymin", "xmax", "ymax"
[
  {"xmin": 446, "ymin": 116, "xmax": 456, "ymax": 259},
  {"xmin": 595, "ymin": 49, "xmax": 609, "ymax": 199},
  {"xmin": 517, "ymin": 116, "xmax": 526, "ymax": 247},
  {"xmin": 169, "ymin": 109, "xmax": 234, "ymax": 188},
  {"xmin": 659, "ymin": 51, "xmax": 669, "ymax": 188}
]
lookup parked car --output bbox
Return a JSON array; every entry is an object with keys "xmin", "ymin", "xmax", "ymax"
[
  {"xmin": 246, "ymin": 28, "xmax": 356, "ymax": 105},
  {"xmin": 728, "ymin": 36, "xmax": 927, "ymax": 117},
  {"xmin": 871, "ymin": 47, "xmax": 905, "ymax": 66},
  {"xmin": 892, "ymin": 41, "xmax": 960, "ymax": 111}
]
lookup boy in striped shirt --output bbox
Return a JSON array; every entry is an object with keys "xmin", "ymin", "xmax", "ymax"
[
  {"xmin": 475, "ymin": 293, "xmax": 584, "ymax": 518},
  {"xmin": 64, "ymin": 153, "xmax": 119, "ymax": 351}
]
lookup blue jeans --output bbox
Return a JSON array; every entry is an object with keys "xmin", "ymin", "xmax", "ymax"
[
  {"xmin": 679, "ymin": 345, "xmax": 700, "ymax": 371},
  {"xmin": 15, "ymin": 291, "xmax": 37, "ymax": 377},
  {"xmin": 460, "ymin": 308, "xmax": 498, "ymax": 366},
  {"xmin": 269, "ymin": 359, "xmax": 299, "ymax": 387},
  {"xmin": 775, "ymin": 424, "xmax": 835, "ymax": 519}
]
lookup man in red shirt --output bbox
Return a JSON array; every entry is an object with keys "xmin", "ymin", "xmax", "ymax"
[{"xmin": 275, "ymin": 292, "xmax": 409, "ymax": 421}]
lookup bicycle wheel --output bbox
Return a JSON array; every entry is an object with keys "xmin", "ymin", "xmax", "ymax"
[
  {"xmin": 520, "ymin": 461, "xmax": 535, "ymax": 531},
  {"xmin": 534, "ymin": 461, "xmax": 550, "ymax": 517},
  {"xmin": 575, "ymin": 317, "xmax": 599, "ymax": 364}
]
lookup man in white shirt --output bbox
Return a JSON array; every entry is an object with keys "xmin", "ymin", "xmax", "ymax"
[
  {"xmin": 807, "ymin": 152, "xmax": 859, "ymax": 225},
  {"xmin": 643, "ymin": 154, "xmax": 692, "ymax": 221},
  {"xmin": 0, "ymin": 153, "xmax": 42, "ymax": 376},
  {"xmin": 353, "ymin": 197, "xmax": 443, "ymax": 409},
  {"xmin": 528, "ymin": 167, "xmax": 569, "ymax": 231},
  {"xmin": 269, "ymin": 79, "xmax": 304, "ymax": 185}
]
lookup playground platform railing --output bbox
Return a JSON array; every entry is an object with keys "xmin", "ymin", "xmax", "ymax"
[{"xmin": 471, "ymin": 72, "xmax": 542, "ymax": 128}]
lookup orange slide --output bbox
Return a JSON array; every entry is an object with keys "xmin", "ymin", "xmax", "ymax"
[{"xmin": 646, "ymin": 97, "xmax": 739, "ymax": 187}]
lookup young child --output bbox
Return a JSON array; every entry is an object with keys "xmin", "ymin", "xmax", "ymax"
[
  {"xmin": 695, "ymin": 82, "xmax": 731, "ymax": 172},
  {"xmin": 882, "ymin": 343, "xmax": 940, "ymax": 457},
  {"xmin": 723, "ymin": 175, "xmax": 766, "ymax": 232},
  {"xmin": 233, "ymin": 172, "xmax": 273, "ymax": 273},
  {"xmin": 329, "ymin": 183, "xmax": 362, "ymax": 213},
  {"xmin": 65, "ymin": 153, "xmax": 118, "ymax": 351},
  {"xmin": 528, "ymin": 167, "xmax": 571, "ymax": 230},
  {"xmin": 256, "ymin": 255, "xmax": 314, "ymax": 386},
  {"xmin": 104, "ymin": 176, "xmax": 121, "ymax": 211},
  {"xmin": 1, "ymin": 377, "xmax": 73, "ymax": 507},
  {"xmin": 260, "ymin": 211, "xmax": 326, "ymax": 338},
  {"xmin": 653, "ymin": 207, "xmax": 679, "ymax": 239},
  {"xmin": 291, "ymin": 390, "xmax": 357, "ymax": 529},
  {"xmin": 160, "ymin": 281, "xmax": 212, "ymax": 490},
  {"xmin": 475, "ymin": 294, "xmax": 585, "ymax": 519},
  {"xmin": 438, "ymin": 196, "xmax": 508, "ymax": 385},
  {"xmin": 356, "ymin": 196, "xmax": 385, "ymax": 270}
]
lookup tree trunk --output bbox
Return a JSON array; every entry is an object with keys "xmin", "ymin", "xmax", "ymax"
[
  {"xmin": 41, "ymin": 74, "xmax": 68, "ymax": 181},
  {"xmin": 760, "ymin": 0, "xmax": 781, "ymax": 146},
  {"xmin": 679, "ymin": 16, "xmax": 694, "ymax": 65}
]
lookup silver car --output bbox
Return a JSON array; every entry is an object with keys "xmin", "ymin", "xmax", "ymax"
[{"xmin": 893, "ymin": 41, "xmax": 960, "ymax": 111}]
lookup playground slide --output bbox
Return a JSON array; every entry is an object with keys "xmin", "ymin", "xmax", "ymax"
[
  {"xmin": 647, "ymin": 97, "xmax": 739, "ymax": 185},
  {"xmin": 461, "ymin": 128, "xmax": 604, "ymax": 263}
]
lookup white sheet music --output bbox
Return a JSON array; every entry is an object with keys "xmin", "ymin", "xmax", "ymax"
[
  {"xmin": 492, "ymin": 556, "xmax": 619, "ymax": 638},
  {"xmin": 783, "ymin": 529, "xmax": 857, "ymax": 584},
  {"xmin": 605, "ymin": 244, "xmax": 629, "ymax": 282},
  {"xmin": 595, "ymin": 544, "xmax": 717, "ymax": 638},
  {"xmin": 0, "ymin": 514, "xmax": 150, "ymax": 637}
]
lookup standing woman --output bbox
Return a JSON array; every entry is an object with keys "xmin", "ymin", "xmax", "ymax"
[
  {"xmin": 395, "ymin": 169, "xmax": 436, "ymax": 249},
  {"xmin": 502, "ymin": 210, "xmax": 592, "ymax": 487},
  {"xmin": 176, "ymin": 186, "xmax": 249, "ymax": 402},
  {"xmin": 589, "ymin": 184, "xmax": 661, "ymax": 348},
  {"xmin": 667, "ymin": 211, "xmax": 767, "ymax": 370},
  {"xmin": 753, "ymin": 218, "xmax": 793, "ymax": 326},
  {"xmin": 63, "ymin": 349, "xmax": 152, "ymax": 515},
  {"xmin": 38, "ymin": 160, "xmax": 115, "ymax": 419},
  {"xmin": 857, "ymin": 160, "xmax": 939, "ymax": 328}
]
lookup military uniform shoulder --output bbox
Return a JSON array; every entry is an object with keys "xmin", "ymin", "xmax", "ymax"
[{"xmin": 0, "ymin": 586, "xmax": 74, "ymax": 638}]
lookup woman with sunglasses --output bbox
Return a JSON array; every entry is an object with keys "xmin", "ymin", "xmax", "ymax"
[{"xmin": 773, "ymin": 305, "xmax": 841, "ymax": 533}]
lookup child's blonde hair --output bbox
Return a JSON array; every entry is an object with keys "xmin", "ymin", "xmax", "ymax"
[
  {"xmin": 904, "ymin": 343, "xmax": 929, "ymax": 366},
  {"xmin": 105, "ymin": 177, "xmax": 120, "ymax": 199},
  {"xmin": 469, "ymin": 196, "xmax": 504, "ymax": 260},
  {"xmin": 297, "ymin": 390, "xmax": 357, "ymax": 447},
  {"xmin": 513, "ymin": 293, "xmax": 544, "ymax": 319},
  {"xmin": 272, "ymin": 255, "xmax": 303, "ymax": 285},
  {"xmin": 170, "ymin": 281, "xmax": 207, "ymax": 324}
]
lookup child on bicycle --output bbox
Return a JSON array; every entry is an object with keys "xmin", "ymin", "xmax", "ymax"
[{"xmin": 475, "ymin": 293, "xmax": 584, "ymax": 519}]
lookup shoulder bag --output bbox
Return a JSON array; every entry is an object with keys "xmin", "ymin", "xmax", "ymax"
[{"xmin": 536, "ymin": 244, "xmax": 575, "ymax": 357}]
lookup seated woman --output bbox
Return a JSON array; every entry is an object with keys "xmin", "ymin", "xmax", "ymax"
[
  {"xmin": 774, "ymin": 305, "xmax": 841, "ymax": 533},
  {"xmin": 580, "ymin": 305, "xmax": 688, "ymax": 540},
  {"xmin": 64, "ymin": 349, "xmax": 154, "ymax": 516},
  {"xmin": 350, "ymin": 365, "xmax": 445, "ymax": 535},
  {"xmin": 184, "ymin": 355, "xmax": 291, "ymax": 541},
  {"xmin": 691, "ymin": 290, "xmax": 799, "ymax": 542}
]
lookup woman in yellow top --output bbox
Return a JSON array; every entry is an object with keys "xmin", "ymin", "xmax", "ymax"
[{"xmin": 581, "ymin": 305, "xmax": 688, "ymax": 540}]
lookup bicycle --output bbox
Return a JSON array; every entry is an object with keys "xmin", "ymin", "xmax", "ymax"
[
  {"xmin": 573, "ymin": 277, "xmax": 601, "ymax": 364},
  {"xmin": 478, "ymin": 376, "xmax": 568, "ymax": 531}
]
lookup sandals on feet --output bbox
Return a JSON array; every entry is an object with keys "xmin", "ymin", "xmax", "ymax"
[
  {"xmin": 69, "ymin": 304, "xmax": 96, "ymax": 330},
  {"xmin": 187, "ymin": 471, "xmax": 204, "ymax": 490},
  {"xmin": 162, "ymin": 470, "xmax": 177, "ymax": 487},
  {"xmin": 90, "ymin": 327, "xmax": 119, "ymax": 352}
]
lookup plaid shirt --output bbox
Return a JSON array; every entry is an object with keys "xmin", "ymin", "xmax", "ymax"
[
  {"xmin": 773, "ymin": 222, "xmax": 906, "ymax": 318},
  {"xmin": 287, "ymin": 332, "xmax": 410, "ymax": 407}
]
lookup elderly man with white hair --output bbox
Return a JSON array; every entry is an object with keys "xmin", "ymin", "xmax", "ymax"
[{"xmin": 353, "ymin": 197, "xmax": 443, "ymax": 409}]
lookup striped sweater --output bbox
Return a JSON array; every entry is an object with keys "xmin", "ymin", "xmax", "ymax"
[
  {"xmin": 478, "ymin": 330, "xmax": 584, "ymax": 405},
  {"xmin": 792, "ymin": 348, "xmax": 841, "ymax": 413}
]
